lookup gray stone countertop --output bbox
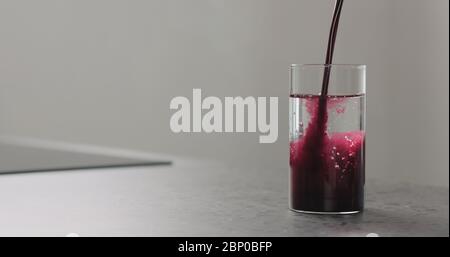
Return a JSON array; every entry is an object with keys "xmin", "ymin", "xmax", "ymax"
[{"xmin": 0, "ymin": 157, "xmax": 448, "ymax": 237}]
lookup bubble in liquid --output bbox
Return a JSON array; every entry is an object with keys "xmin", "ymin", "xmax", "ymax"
[{"xmin": 336, "ymin": 106, "xmax": 346, "ymax": 114}]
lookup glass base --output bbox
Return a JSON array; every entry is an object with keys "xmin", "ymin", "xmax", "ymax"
[{"xmin": 290, "ymin": 207, "xmax": 362, "ymax": 215}]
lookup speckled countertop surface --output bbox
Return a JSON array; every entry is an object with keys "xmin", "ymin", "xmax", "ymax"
[{"xmin": 0, "ymin": 158, "xmax": 448, "ymax": 237}]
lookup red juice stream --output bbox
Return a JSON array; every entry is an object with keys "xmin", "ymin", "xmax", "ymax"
[{"xmin": 290, "ymin": 0, "xmax": 365, "ymax": 213}]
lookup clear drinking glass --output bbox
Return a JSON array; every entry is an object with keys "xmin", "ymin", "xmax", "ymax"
[{"xmin": 289, "ymin": 64, "xmax": 366, "ymax": 214}]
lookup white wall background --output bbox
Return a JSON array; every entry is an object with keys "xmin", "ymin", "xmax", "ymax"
[{"xmin": 0, "ymin": 0, "xmax": 448, "ymax": 187}]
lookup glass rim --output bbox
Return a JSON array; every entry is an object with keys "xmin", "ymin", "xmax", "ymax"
[{"xmin": 291, "ymin": 64, "xmax": 366, "ymax": 69}]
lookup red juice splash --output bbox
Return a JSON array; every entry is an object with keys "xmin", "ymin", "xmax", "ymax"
[{"xmin": 290, "ymin": 95, "xmax": 365, "ymax": 212}]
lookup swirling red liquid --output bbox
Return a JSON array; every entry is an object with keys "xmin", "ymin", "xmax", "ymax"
[{"xmin": 290, "ymin": 95, "xmax": 365, "ymax": 213}]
